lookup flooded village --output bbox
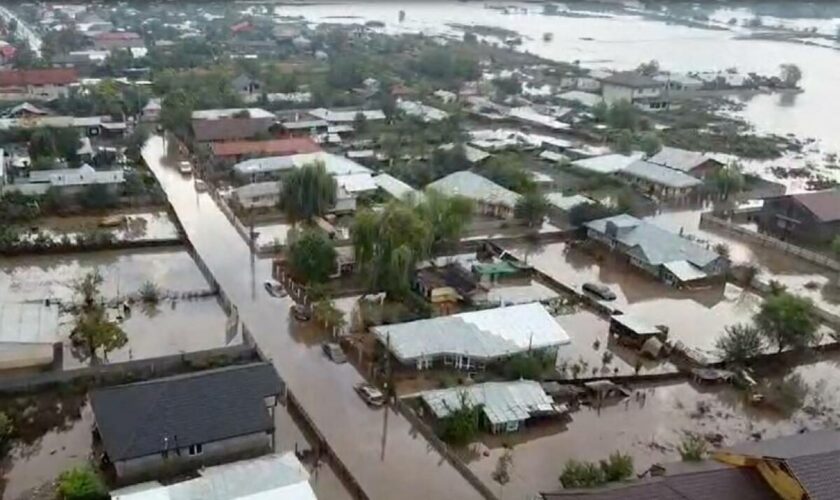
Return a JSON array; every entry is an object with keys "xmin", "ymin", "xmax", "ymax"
[{"xmin": 2, "ymin": 1, "xmax": 840, "ymax": 500}]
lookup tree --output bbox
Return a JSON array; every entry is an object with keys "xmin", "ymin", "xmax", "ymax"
[
  {"xmin": 74, "ymin": 270, "xmax": 104, "ymax": 307},
  {"xmin": 72, "ymin": 305, "xmax": 128, "ymax": 361},
  {"xmin": 57, "ymin": 466, "xmax": 108, "ymax": 500},
  {"xmin": 711, "ymin": 162, "xmax": 745, "ymax": 199},
  {"xmin": 607, "ymin": 100, "xmax": 638, "ymax": 130},
  {"xmin": 124, "ymin": 125, "xmax": 150, "ymax": 163},
  {"xmin": 312, "ymin": 298, "xmax": 346, "ymax": 330},
  {"xmin": 639, "ymin": 132, "xmax": 662, "ymax": 156},
  {"xmin": 438, "ymin": 391, "xmax": 482, "ymax": 445},
  {"xmin": 28, "ymin": 127, "xmax": 82, "ymax": 162},
  {"xmin": 716, "ymin": 323, "xmax": 764, "ymax": 364},
  {"xmin": 636, "ymin": 60, "xmax": 660, "ymax": 76},
  {"xmin": 493, "ymin": 76, "xmax": 522, "ymax": 97},
  {"xmin": 830, "ymin": 235, "xmax": 840, "ymax": 258},
  {"xmin": 416, "ymin": 190, "xmax": 473, "ymax": 247},
  {"xmin": 779, "ymin": 63, "xmax": 802, "ymax": 88},
  {"xmin": 492, "ymin": 449, "xmax": 514, "ymax": 499},
  {"xmin": 754, "ymin": 292, "xmax": 819, "ymax": 353},
  {"xmin": 286, "ymin": 228, "xmax": 337, "ymax": 284},
  {"xmin": 80, "ymin": 184, "xmax": 119, "ymax": 210},
  {"xmin": 592, "ymin": 101, "xmax": 609, "ymax": 122},
  {"xmin": 160, "ymin": 88, "xmax": 194, "ymax": 135},
  {"xmin": 139, "ymin": 281, "xmax": 161, "ymax": 304},
  {"xmin": 279, "ymin": 161, "xmax": 337, "ymax": 223},
  {"xmin": 515, "ymin": 191, "xmax": 550, "ymax": 227},
  {"xmin": 567, "ymin": 201, "xmax": 619, "ymax": 226},
  {"xmin": 480, "ymin": 153, "xmax": 535, "ymax": 193},
  {"xmin": 613, "ymin": 129, "xmax": 635, "ymax": 154},
  {"xmin": 353, "ymin": 111, "xmax": 368, "ymax": 135},
  {"xmin": 678, "ymin": 432, "xmax": 708, "ymax": 462},
  {"xmin": 351, "ymin": 203, "xmax": 432, "ymax": 297},
  {"xmin": 0, "ymin": 411, "xmax": 13, "ymax": 450},
  {"xmin": 713, "ymin": 242, "xmax": 731, "ymax": 259}
]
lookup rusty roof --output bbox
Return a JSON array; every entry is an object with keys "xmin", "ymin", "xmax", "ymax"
[
  {"xmin": 210, "ymin": 137, "xmax": 321, "ymax": 158},
  {"xmin": 0, "ymin": 68, "xmax": 78, "ymax": 87},
  {"xmin": 192, "ymin": 117, "xmax": 275, "ymax": 142}
]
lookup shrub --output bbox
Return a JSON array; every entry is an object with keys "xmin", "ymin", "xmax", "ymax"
[
  {"xmin": 57, "ymin": 466, "xmax": 108, "ymax": 500},
  {"xmin": 600, "ymin": 451, "xmax": 634, "ymax": 482},
  {"xmin": 678, "ymin": 432, "xmax": 708, "ymax": 461},
  {"xmin": 560, "ymin": 459, "xmax": 607, "ymax": 488},
  {"xmin": 138, "ymin": 281, "xmax": 161, "ymax": 303},
  {"xmin": 715, "ymin": 323, "xmax": 763, "ymax": 365}
]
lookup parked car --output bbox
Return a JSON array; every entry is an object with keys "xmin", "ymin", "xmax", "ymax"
[
  {"xmin": 354, "ymin": 382, "xmax": 385, "ymax": 407},
  {"xmin": 582, "ymin": 282, "xmax": 616, "ymax": 301},
  {"xmin": 291, "ymin": 303, "xmax": 311, "ymax": 321},
  {"xmin": 263, "ymin": 279, "xmax": 287, "ymax": 298},
  {"xmin": 322, "ymin": 342, "xmax": 347, "ymax": 363},
  {"xmin": 194, "ymin": 179, "xmax": 208, "ymax": 192},
  {"xmin": 178, "ymin": 160, "xmax": 192, "ymax": 175}
]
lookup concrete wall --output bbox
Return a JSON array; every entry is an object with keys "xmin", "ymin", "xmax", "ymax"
[{"xmin": 115, "ymin": 431, "xmax": 271, "ymax": 483}]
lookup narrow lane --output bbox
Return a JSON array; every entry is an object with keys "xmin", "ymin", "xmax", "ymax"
[
  {"xmin": 142, "ymin": 136, "xmax": 483, "ymax": 500},
  {"xmin": 0, "ymin": 6, "xmax": 42, "ymax": 56}
]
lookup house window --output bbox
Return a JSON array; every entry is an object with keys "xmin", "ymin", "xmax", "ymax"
[{"xmin": 188, "ymin": 444, "xmax": 203, "ymax": 456}]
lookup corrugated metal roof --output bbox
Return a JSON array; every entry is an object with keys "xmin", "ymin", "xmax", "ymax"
[
  {"xmin": 192, "ymin": 108, "xmax": 276, "ymax": 120},
  {"xmin": 585, "ymin": 214, "xmax": 719, "ymax": 268},
  {"xmin": 558, "ymin": 90, "xmax": 603, "ymax": 108},
  {"xmin": 648, "ymin": 146, "xmax": 717, "ymax": 173},
  {"xmin": 418, "ymin": 380, "xmax": 561, "ymax": 425},
  {"xmin": 571, "ymin": 153, "xmax": 641, "ymax": 174},
  {"xmin": 426, "ymin": 171, "xmax": 521, "ymax": 209},
  {"xmin": 372, "ymin": 302, "xmax": 570, "ymax": 362},
  {"xmin": 791, "ymin": 189, "xmax": 840, "ymax": 222},
  {"xmin": 546, "ymin": 193, "xmax": 594, "ymax": 212},
  {"xmin": 374, "ymin": 173, "xmax": 420, "ymax": 201},
  {"xmin": 663, "ymin": 260, "xmax": 708, "ymax": 282},
  {"xmin": 623, "ymin": 160, "xmax": 703, "ymax": 189}
]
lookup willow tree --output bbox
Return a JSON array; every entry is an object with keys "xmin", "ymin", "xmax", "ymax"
[
  {"xmin": 279, "ymin": 161, "xmax": 337, "ymax": 224},
  {"xmin": 351, "ymin": 202, "xmax": 432, "ymax": 297},
  {"xmin": 416, "ymin": 190, "xmax": 473, "ymax": 249}
]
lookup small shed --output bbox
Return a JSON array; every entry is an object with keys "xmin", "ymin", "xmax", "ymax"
[
  {"xmin": 583, "ymin": 380, "xmax": 631, "ymax": 400},
  {"xmin": 609, "ymin": 314, "xmax": 667, "ymax": 348}
]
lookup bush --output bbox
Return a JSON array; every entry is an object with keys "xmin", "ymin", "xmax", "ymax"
[
  {"xmin": 715, "ymin": 323, "xmax": 763, "ymax": 365},
  {"xmin": 600, "ymin": 451, "xmax": 634, "ymax": 482},
  {"xmin": 57, "ymin": 466, "xmax": 108, "ymax": 500},
  {"xmin": 501, "ymin": 353, "xmax": 552, "ymax": 380},
  {"xmin": 438, "ymin": 392, "xmax": 482, "ymax": 445},
  {"xmin": 0, "ymin": 411, "xmax": 13, "ymax": 450},
  {"xmin": 560, "ymin": 459, "xmax": 607, "ymax": 488},
  {"xmin": 678, "ymin": 432, "xmax": 708, "ymax": 461},
  {"xmin": 138, "ymin": 281, "xmax": 161, "ymax": 304}
]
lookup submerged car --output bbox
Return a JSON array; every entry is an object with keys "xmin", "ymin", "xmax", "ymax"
[
  {"xmin": 582, "ymin": 282, "xmax": 616, "ymax": 301},
  {"xmin": 178, "ymin": 160, "xmax": 192, "ymax": 175},
  {"xmin": 291, "ymin": 303, "xmax": 311, "ymax": 321},
  {"xmin": 263, "ymin": 279, "xmax": 287, "ymax": 298},
  {"xmin": 322, "ymin": 342, "xmax": 347, "ymax": 363},
  {"xmin": 354, "ymin": 382, "xmax": 385, "ymax": 407}
]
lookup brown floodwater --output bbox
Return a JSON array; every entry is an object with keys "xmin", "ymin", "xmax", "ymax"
[
  {"xmin": 466, "ymin": 351, "xmax": 840, "ymax": 499},
  {"xmin": 0, "ymin": 248, "xmax": 212, "ymax": 304},
  {"xmin": 21, "ymin": 211, "xmax": 180, "ymax": 244}
]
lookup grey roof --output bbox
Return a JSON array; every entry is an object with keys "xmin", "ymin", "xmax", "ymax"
[
  {"xmin": 786, "ymin": 450, "xmax": 840, "ymax": 500},
  {"xmin": 374, "ymin": 173, "xmax": 420, "ymax": 201},
  {"xmin": 610, "ymin": 314, "xmax": 661, "ymax": 336},
  {"xmin": 721, "ymin": 430, "xmax": 840, "ymax": 459},
  {"xmin": 546, "ymin": 193, "xmax": 594, "ymax": 212},
  {"xmin": 599, "ymin": 71, "xmax": 663, "ymax": 89},
  {"xmin": 663, "ymin": 260, "xmax": 708, "ymax": 282},
  {"xmin": 623, "ymin": 160, "xmax": 703, "ymax": 189},
  {"xmin": 418, "ymin": 380, "xmax": 562, "ymax": 425},
  {"xmin": 233, "ymin": 152, "xmax": 371, "ymax": 177},
  {"xmin": 648, "ymin": 146, "xmax": 719, "ymax": 173},
  {"xmin": 426, "ymin": 171, "xmax": 521, "ymax": 208},
  {"xmin": 192, "ymin": 108, "xmax": 276, "ymax": 120},
  {"xmin": 789, "ymin": 189, "xmax": 840, "ymax": 222},
  {"xmin": 372, "ymin": 302, "xmax": 570, "ymax": 362},
  {"xmin": 571, "ymin": 153, "xmax": 641, "ymax": 174},
  {"xmin": 557, "ymin": 90, "xmax": 603, "ymax": 108},
  {"xmin": 91, "ymin": 363, "xmax": 281, "ymax": 461},
  {"xmin": 585, "ymin": 214, "xmax": 719, "ymax": 269},
  {"xmin": 543, "ymin": 465, "xmax": 776, "ymax": 500}
]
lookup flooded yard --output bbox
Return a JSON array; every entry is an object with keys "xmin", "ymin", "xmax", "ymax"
[
  {"xmin": 507, "ymin": 241, "xmax": 761, "ymax": 353},
  {"xmin": 253, "ymin": 221, "xmax": 294, "ymax": 249},
  {"xmin": 0, "ymin": 248, "xmax": 212, "ymax": 303},
  {"xmin": 465, "ymin": 351, "xmax": 840, "ymax": 499},
  {"xmin": 21, "ymin": 211, "xmax": 180, "ymax": 244}
]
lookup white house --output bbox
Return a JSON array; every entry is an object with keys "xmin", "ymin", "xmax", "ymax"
[
  {"xmin": 599, "ymin": 71, "xmax": 668, "ymax": 111},
  {"xmin": 5, "ymin": 164, "xmax": 124, "ymax": 196}
]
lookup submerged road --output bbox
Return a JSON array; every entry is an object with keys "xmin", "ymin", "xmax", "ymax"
[{"xmin": 142, "ymin": 136, "xmax": 483, "ymax": 500}]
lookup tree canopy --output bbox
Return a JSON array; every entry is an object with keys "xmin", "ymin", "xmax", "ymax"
[
  {"xmin": 279, "ymin": 161, "xmax": 338, "ymax": 223},
  {"xmin": 479, "ymin": 153, "xmax": 535, "ymax": 193},
  {"xmin": 286, "ymin": 228, "xmax": 338, "ymax": 285},
  {"xmin": 515, "ymin": 191, "xmax": 551, "ymax": 227},
  {"xmin": 754, "ymin": 292, "xmax": 819, "ymax": 353}
]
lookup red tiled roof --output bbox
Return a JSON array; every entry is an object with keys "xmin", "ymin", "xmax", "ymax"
[
  {"xmin": 791, "ymin": 189, "xmax": 840, "ymax": 222},
  {"xmin": 0, "ymin": 68, "xmax": 78, "ymax": 87},
  {"xmin": 95, "ymin": 31, "xmax": 142, "ymax": 41},
  {"xmin": 210, "ymin": 138, "xmax": 322, "ymax": 158}
]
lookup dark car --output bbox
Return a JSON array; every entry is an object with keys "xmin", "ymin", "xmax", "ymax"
[
  {"xmin": 582, "ymin": 282, "xmax": 616, "ymax": 301},
  {"xmin": 322, "ymin": 342, "xmax": 347, "ymax": 363}
]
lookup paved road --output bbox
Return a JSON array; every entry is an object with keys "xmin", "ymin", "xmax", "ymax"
[
  {"xmin": 0, "ymin": 6, "xmax": 42, "ymax": 56},
  {"xmin": 142, "ymin": 136, "xmax": 483, "ymax": 500}
]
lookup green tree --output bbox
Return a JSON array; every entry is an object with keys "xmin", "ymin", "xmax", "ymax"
[
  {"xmin": 613, "ymin": 129, "xmax": 635, "ymax": 154},
  {"xmin": 636, "ymin": 59, "xmax": 660, "ymax": 76},
  {"xmin": 72, "ymin": 305, "xmax": 128, "ymax": 361},
  {"xmin": 715, "ymin": 323, "xmax": 764, "ymax": 364},
  {"xmin": 74, "ymin": 270, "xmax": 104, "ymax": 307},
  {"xmin": 279, "ymin": 162, "xmax": 337, "ymax": 224},
  {"xmin": 830, "ymin": 235, "xmax": 840, "ymax": 258},
  {"xmin": 57, "ymin": 466, "xmax": 108, "ymax": 500},
  {"xmin": 592, "ymin": 101, "xmax": 609, "ymax": 122},
  {"xmin": 312, "ymin": 298, "xmax": 346, "ymax": 330},
  {"xmin": 711, "ymin": 162, "xmax": 745, "ymax": 199},
  {"xmin": 480, "ymin": 153, "xmax": 535, "ymax": 193},
  {"xmin": 353, "ymin": 111, "xmax": 368, "ymax": 135},
  {"xmin": 160, "ymin": 88, "xmax": 194, "ymax": 135},
  {"xmin": 28, "ymin": 127, "xmax": 82, "ymax": 162},
  {"xmin": 286, "ymin": 228, "xmax": 337, "ymax": 284},
  {"xmin": 124, "ymin": 125, "xmax": 150, "ymax": 163},
  {"xmin": 514, "ymin": 191, "xmax": 550, "ymax": 227},
  {"xmin": 754, "ymin": 292, "xmax": 819, "ymax": 353},
  {"xmin": 416, "ymin": 190, "xmax": 473, "ymax": 248},
  {"xmin": 779, "ymin": 63, "xmax": 802, "ymax": 88},
  {"xmin": 493, "ymin": 76, "xmax": 522, "ymax": 97},
  {"xmin": 607, "ymin": 100, "xmax": 638, "ymax": 130},
  {"xmin": 567, "ymin": 201, "xmax": 619, "ymax": 226},
  {"xmin": 80, "ymin": 184, "xmax": 119, "ymax": 210},
  {"xmin": 492, "ymin": 449, "xmax": 514, "ymax": 499},
  {"xmin": 639, "ymin": 132, "xmax": 662, "ymax": 156},
  {"xmin": 351, "ymin": 203, "xmax": 432, "ymax": 297},
  {"xmin": 438, "ymin": 391, "xmax": 482, "ymax": 445}
]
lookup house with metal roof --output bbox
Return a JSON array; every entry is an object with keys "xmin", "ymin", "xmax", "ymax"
[
  {"xmin": 756, "ymin": 189, "xmax": 840, "ymax": 244},
  {"xmin": 90, "ymin": 363, "xmax": 283, "ymax": 482},
  {"xmin": 374, "ymin": 173, "xmax": 421, "ymax": 202},
  {"xmin": 192, "ymin": 108, "xmax": 276, "ymax": 120},
  {"xmin": 4, "ymin": 163, "xmax": 124, "ymax": 196},
  {"xmin": 569, "ymin": 153, "xmax": 642, "ymax": 175},
  {"xmin": 647, "ymin": 146, "xmax": 723, "ymax": 180},
  {"xmin": 426, "ymin": 171, "xmax": 521, "ymax": 219},
  {"xmin": 307, "ymin": 107, "xmax": 385, "ymax": 123},
  {"xmin": 619, "ymin": 159, "xmax": 703, "ymax": 199},
  {"xmin": 585, "ymin": 214, "xmax": 728, "ymax": 287},
  {"xmin": 415, "ymin": 380, "xmax": 567, "ymax": 434},
  {"xmin": 558, "ymin": 90, "xmax": 603, "ymax": 108},
  {"xmin": 111, "ymin": 451, "xmax": 317, "ymax": 500},
  {"xmin": 397, "ymin": 100, "xmax": 449, "ymax": 122},
  {"xmin": 372, "ymin": 302, "xmax": 570, "ymax": 371}
]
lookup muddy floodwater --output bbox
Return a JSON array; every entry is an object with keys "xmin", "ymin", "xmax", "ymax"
[
  {"xmin": 21, "ymin": 211, "xmax": 180, "ymax": 244},
  {"xmin": 0, "ymin": 248, "xmax": 211, "ymax": 303},
  {"xmin": 464, "ymin": 351, "xmax": 840, "ymax": 499}
]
